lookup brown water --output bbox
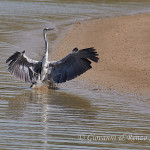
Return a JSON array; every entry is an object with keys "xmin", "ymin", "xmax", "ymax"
[{"xmin": 0, "ymin": 0, "xmax": 150, "ymax": 149}]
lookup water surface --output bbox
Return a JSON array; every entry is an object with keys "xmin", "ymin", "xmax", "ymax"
[{"xmin": 0, "ymin": 0, "xmax": 150, "ymax": 149}]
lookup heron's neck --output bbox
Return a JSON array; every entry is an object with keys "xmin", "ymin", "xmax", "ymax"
[{"xmin": 43, "ymin": 32, "xmax": 48, "ymax": 56}]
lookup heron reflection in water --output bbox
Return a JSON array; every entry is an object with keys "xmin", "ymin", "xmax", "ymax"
[{"xmin": 6, "ymin": 28, "xmax": 99, "ymax": 88}]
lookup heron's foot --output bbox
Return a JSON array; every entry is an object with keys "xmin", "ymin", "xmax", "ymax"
[{"xmin": 48, "ymin": 81, "xmax": 58, "ymax": 89}]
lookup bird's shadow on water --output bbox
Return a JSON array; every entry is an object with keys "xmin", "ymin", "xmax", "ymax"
[{"xmin": 6, "ymin": 87, "xmax": 99, "ymax": 120}]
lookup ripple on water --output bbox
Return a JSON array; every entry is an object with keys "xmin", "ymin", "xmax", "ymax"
[{"xmin": 0, "ymin": 0, "xmax": 150, "ymax": 149}]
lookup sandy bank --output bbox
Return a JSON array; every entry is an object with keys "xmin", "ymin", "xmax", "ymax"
[{"xmin": 52, "ymin": 13, "xmax": 150, "ymax": 97}]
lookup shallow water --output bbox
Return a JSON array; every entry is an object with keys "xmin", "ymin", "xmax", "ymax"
[{"xmin": 0, "ymin": 0, "xmax": 150, "ymax": 149}]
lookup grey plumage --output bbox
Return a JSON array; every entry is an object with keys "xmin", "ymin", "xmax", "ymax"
[
  {"xmin": 6, "ymin": 51, "xmax": 42, "ymax": 83},
  {"xmin": 6, "ymin": 28, "xmax": 99, "ymax": 88},
  {"xmin": 48, "ymin": 47, "xmax": 99, "ymax": 83}
]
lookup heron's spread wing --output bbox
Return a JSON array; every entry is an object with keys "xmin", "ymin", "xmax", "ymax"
[
  {"xmin": 48, "ymin": 47, "xmax": 99, "ymax": 83},
  {"xmin": 6, "ymin": 51, "xmax": 42, "ymax": 83}
]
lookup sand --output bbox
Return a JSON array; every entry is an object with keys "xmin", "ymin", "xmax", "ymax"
[{"xmin": 52, "ymin": 13, "xmax": 150, "ymax": 97}]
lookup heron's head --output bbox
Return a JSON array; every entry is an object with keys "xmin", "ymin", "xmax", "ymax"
[{"xmin": 43, "ymin": 28, "xmax": 55, "ymax": 33}]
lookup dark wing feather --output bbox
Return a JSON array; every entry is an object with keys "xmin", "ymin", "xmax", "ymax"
[
  {"xmin": 6, "ymin": 51, "xmax": 42, "ymax": 83},
  {"xmin": 48, "ymin": 47, "xmax": 99, "ymax": 83}
]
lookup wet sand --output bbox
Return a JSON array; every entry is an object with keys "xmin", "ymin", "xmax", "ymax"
[{"xmin": 52, "ymin": 13, "xmax": 150, "ymax": 97}]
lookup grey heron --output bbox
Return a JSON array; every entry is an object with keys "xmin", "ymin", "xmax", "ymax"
[{"xmin": 6, "ymin": 28, "xmax": 99, "ymax": 88}]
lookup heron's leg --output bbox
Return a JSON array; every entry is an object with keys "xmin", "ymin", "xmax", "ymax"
[{"xmin": 30, "ymin": 83, "xmax": 35, "ymax": 88}]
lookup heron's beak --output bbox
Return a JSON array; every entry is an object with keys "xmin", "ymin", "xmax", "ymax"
[{"xmin": 47, "ymin": 28, "xmax": 55, "ymax": 31}]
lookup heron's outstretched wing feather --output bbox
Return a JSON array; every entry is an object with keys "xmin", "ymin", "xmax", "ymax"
[
  {"xmin": 48, "ymin": 47, "xmax": 99, "ymax": 83},
  {"xmin": 6, "ymin": 51, "xmax": 42, "ymax": 83}
]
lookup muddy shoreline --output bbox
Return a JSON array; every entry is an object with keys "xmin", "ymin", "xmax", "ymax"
[{"xmin": 51, "ymin": 13, "xmax": 150, "ymax": 97}]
